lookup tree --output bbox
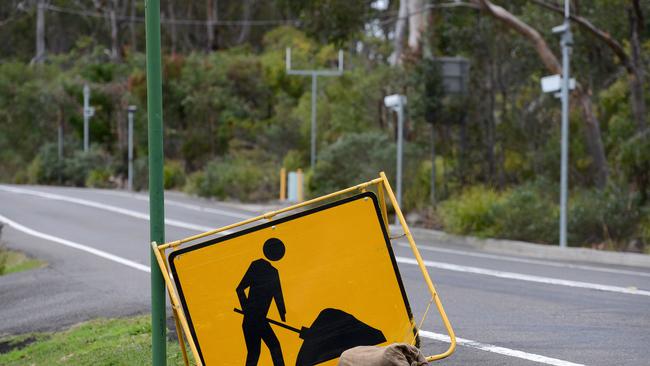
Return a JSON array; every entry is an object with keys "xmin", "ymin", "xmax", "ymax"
[
  {"xmin": 470, "ymin": 0, "xmax": 609, "ymax": 188},
  {"xmin": 530, "ymin": 0, "xmax": 647, "ymax": 133}
]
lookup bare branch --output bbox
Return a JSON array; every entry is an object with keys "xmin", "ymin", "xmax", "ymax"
[
  {"xmin": 529, "ymin": 0, "xmax": 633, "ymax": 72},
  {"xmin": 472, "ymin": 0, "xmax": 561, "ymax": 74}
]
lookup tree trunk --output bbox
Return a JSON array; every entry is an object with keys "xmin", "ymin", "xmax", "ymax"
[
  {"xmin": 33, "ymin": 0, "xmax": 45, "ymax": 64},
  {"xmin": 168, "ymin": 0, "xmax": 178, "ymax": 54},
  {"xmin": 628, "ymin": 1, "xmax": 647, "ymax": 132},
  {"xmin": 129, "ymin": 0, "xmax": 137, "ymax": 52},
  {"xmin": 531, "ymin": 0, "xmax": 647, "ymax": 133},
  {"xmin": 390, "ymin": 0, "xmax": 409, "ymax": 65},
  {"xmin": 237, "ymin": 0, "xmax": 252, "ymax": 45},
  {"xmin": 473, "ymin": 0, "xmax": 609, "ymax": 187},
  {"xmin": 576, "ymin": 88, "xmax": 608, "ymax": 188},
  {"xmin": 205, "ymin": 0, "xmax": 218, "ymax": 52},
  {"xmin": 109, "ymin": 0, "xmax": 120, "ymax": 61},
  {"xmin": 407, "ymin": 0, "xmax": 426, "ymax": 52}
]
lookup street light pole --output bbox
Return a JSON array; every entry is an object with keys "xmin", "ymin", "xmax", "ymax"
[
  {"xmin": 559, "ymin": 0, "xmax": 572, "ymax": 249},
  {"xmin": 127, "ymin": 105, "xmax": 136, "ymax": 192},
  {"xmin": 286, "ymin": 48, "xmax": 344, "ymax": 170},
  {"xmin": 396, "ymin": 103, "xmax": 404, "ymax": 216},
  {"xmin": 384, "ymin": 94, "xmax": 407, "ymax": 224}
]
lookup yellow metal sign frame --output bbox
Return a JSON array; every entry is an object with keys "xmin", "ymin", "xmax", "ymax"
[{"xmin": 152, "ymin": 172, "xmax": 456, "ymax": 365}]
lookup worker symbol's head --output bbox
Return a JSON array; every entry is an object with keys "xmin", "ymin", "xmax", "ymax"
[{"xmin": 263, "ymin": 238, "xmax": 285, "ymax": 261}]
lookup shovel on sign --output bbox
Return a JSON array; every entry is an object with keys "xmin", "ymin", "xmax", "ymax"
[{"xmin": 234, "ymin": 307, "xmax": 386, "ymax": 366}]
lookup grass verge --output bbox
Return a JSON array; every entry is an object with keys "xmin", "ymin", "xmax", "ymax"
[
  {"xmin": 0, "ymin": 316, "xmax": 193, "ymax": 365},
  {"xmin": 0, "ymin": 248, "xmax": 44, "ymax": 275}
]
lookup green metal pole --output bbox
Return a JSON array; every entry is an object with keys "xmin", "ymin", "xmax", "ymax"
[{"xmin": 145, "ymin": 0, "xmax": 166, "ymax": 365}]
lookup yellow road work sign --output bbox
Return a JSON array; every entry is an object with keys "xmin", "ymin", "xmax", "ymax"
[{"xmin": 170, "ymin": 192, "xmax": 416, "ymax": 366}]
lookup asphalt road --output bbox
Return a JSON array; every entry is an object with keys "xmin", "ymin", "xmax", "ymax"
[{"xmin": 1, "ymin": 184, "xmax": 649, "ymax": 366}]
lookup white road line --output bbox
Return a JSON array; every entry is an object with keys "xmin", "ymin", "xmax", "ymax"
[
  {"xmin": 396, "ymin": 242, "xmax": 650, "ymax": 278},
  {"xmin": 0, "ymin": 215, "xmax": 585, "ymax": 365},
  {"xmin": 419, "ymin": 331, "xmax": 585, "ymax": 366},
  {"xmin": 88, "ymin": 188, "xmax": 252, "ymax": 219},
  {"xmin": 0, "ymin": 185, "xmax": 232, "ymax": 234},
  {"xmin": 4, "ymin": 185, "xmax": 648, "ymax": 297},
  {"xmin": 0, "ymin": 214, "xmax": 150, "ymax": 273},
  {"xmin": 396, "ymin": 256, "xmax": 650, "ymax": 297}
]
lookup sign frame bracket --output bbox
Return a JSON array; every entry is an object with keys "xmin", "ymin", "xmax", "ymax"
[{"xmin": 151, "ymin": 172, "xmax": 456, "ymax": 365}]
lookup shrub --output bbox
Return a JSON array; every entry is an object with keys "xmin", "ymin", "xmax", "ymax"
[
  {"xmin": 490, "ymin": 181, "xmax": 558, "ymax": 244},
  {"xmin": 310, "ymin": 132, "xmax": 420, "ymax": 198},
  {"xmin": 568, "ymin": 187, "xmax": 641, "ymax": 247},
  {"xmin": 62, "ymin": 149, "xmax": 113, "ymax": 187},
  {"xmin": 133, "ymin": 156, "xmax": 149, "ymax": 191},
  {"xmin": 639, "ymin": 211, "xmax": 650, "ymax": 249},
  {"xmin": 163, "ymin": 160, "xmax": 186, "ymax": 190},
  {"xmin": 282, "ymin": 150, "xmax": 306, "ymax": 171},
  {"xmin": 25, "ymin": 144, "xmax": 112, "ymax": 187},
  {"xmin": 403, "ymin": 160, "xmax": 433, "ymax": 211},
  {"xmin": 86, "ymin": 168, "xmax": 113, "ymax": 188},
  {"xmin": 618, "ymin": 130, "xmax": 650, "ymax": 204},
  {"xmin": 185, "ymin": 156, "xmax": 278, "ymax": 202},
  {"xmin": 439, "ymin": 186, "xmax": 502, "ymax": 237},
  {"xmin": 26, "ymin": 144, "xmax": 63, "ymax": 184}
]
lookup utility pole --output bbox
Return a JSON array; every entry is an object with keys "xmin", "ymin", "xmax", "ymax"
[
  {"xmin": 384, "ymin": 94, "xmax": 407, "ymax": 224},
  {"xmin": 145, "ymin": 0, "xmax": 166, "ymax": 364},
  {"xmin": 82, "ymin": 84, "xmax": 95, "ymax": 152},
  {"xmin": 556, "ymin": 1, "xmax": 572, "ymax": 249},
  {"xmin": 286, "ymin": 48, "xmax": 344, "ymax": 170},
  {"xmin": 127, "ymin": 105, "xmax": 137, "ymax": 191}
]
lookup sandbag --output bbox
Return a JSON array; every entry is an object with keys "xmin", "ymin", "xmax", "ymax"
[{"xmin": 338, "ymin": 343, "xmax": 428, "ymax": 366}]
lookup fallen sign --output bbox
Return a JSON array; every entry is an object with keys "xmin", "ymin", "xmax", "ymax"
[{"xmin": 153, "ymin": 172, "xmax": 456, "ymax": 366}]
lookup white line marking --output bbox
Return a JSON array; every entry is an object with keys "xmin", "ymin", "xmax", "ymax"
[
  {"xmin": 0, "ymin": 199, "xmax": 599, "ymax": 365},
  {"xmin": 0, "ymin": 185, "xmax": 232, "ymax": 234},
  {"xmin": 396, "ymin": 256, "xmax": 650, "ymax": 297},
  {"xmin": 0, "ymin": 214, "xmax": 587, "ymax": 365},
  {"xmin": 419, "ymin": 330, "xmax": 585, "ymax": 366},
  {"xmin": 88, "ymin": 188, "xmax": 252, "ymax": 219},
  {"xmin": 0, "ymin": 214, "xmax": 150, "ymax": 273},
  {"xmin": 396, "ymin": 242, "xmax": 650, "ymax": 278}
]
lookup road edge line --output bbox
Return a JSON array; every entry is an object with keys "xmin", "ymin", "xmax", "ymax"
[
  {"xmin": 0, "ymin": 214, "xmax": 150, "ymax": 273},
  {"xmin": 419, "ymin": 330, "xmax": 585, "ymax": 366}
]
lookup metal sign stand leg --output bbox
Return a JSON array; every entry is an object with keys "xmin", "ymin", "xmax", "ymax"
[{"xmin": 152, "ymin": 172, "xmax": 456, "ymax": 364}]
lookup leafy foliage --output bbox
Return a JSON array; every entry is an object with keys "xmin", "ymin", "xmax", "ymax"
[{"xmin": 0, "ymin": 2, "xmax": 649, "ymax": 248}]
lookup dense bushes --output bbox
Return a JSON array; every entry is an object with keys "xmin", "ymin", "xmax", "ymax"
[
  {"xmin": 184, "ymin": 155, "xmax": 278, "ymax": 202},
  {"xmin": 310, "ymin": 132, "xmax": 396, "ymax": 196},
  {"xmin": 488, "ymin": 181, "xmax": 558, "ymax": 243},
  {"xmin": 439, "ymin": 186, "xmax": 503, "ymax": 238},
  {"xmin": 163, "ymin": 161, "xmax": 186, "ymax": 190},
  {"xmin": 439, "ymin": 181, "xmax": 644, "ymax": 248},
  {"xmin": 24, "ymin": 144, "xmax": 115, "ymax": 187}
]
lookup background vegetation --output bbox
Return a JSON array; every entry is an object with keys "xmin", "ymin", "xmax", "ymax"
[{"xmin": 0, "ymin": 0, "xmax": 648, "ymax": 251}]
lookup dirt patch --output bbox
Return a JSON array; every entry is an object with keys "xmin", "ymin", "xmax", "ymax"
[{"xmin": 0, "ymin": 336, "xmax": 38, "ymax": 354}]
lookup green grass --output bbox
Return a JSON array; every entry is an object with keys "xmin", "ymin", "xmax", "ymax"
[
  {"xmin": 0, "ymin": 316, "xmax": 193, "ymax": 365},
  {"xmin": 0, "ymin": 248, "xmax": 45, "ymax": 275}
]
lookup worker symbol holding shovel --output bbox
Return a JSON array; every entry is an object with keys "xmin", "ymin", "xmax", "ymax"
[{"xmin": 236, "ymin": 238, "xmax": 287, "ymax": 366}]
